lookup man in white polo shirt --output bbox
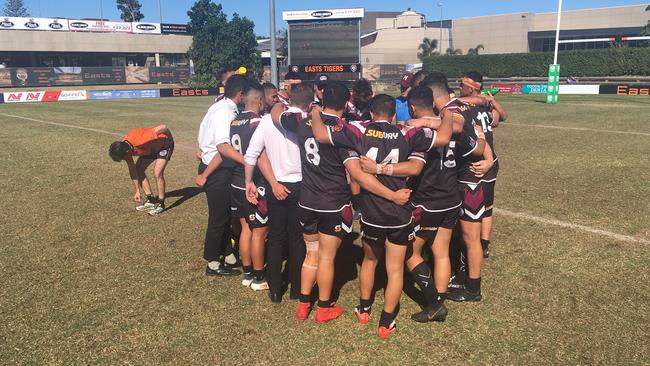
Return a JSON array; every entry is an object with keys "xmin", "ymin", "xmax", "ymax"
[
  {"xmin": 244, "ymin": 85, "xmax": 306, "ymax": 303},
  {"xmin": 197, "ymin": 75, "xmax": 250, "ymax": 276}
]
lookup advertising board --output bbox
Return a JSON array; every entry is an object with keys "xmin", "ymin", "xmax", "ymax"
[{"xmin": 89, "ymin": 89, "xmax": 160, "ymax": 100}]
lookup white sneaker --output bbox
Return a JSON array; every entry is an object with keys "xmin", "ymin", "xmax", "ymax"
[
  {"xmin": 242, "ymin": 273, "xmax": 254, "ymax": 287},
  {"xmin": 136, "ymin": 199, "xmax": 157, "ymax": 211},
  {"xmin": 250, "ymin": 279, "xmax": 269, "ymax": 291},
  {"xmin": 147, "ymin": 203, "xmax": 165, "ymax": 216}
]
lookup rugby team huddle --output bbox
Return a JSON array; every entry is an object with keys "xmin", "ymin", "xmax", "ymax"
[{"xmin": 110, "ymin": 67, "xmax": 507, "ymax": 339}]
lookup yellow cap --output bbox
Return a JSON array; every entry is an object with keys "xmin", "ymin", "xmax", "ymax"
[{"xmin": 238, "ymin": 66, "xmax": 247, "ymax": 75}]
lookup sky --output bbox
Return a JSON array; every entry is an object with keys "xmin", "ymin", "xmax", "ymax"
[{"xmin": 18, "ymin": 0, "xmax": 649, "ymax": 35}]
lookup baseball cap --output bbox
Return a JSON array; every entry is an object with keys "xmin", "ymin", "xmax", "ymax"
[
  {"xmin": 399, "ymin": 72, "xmax": 414, "ymax": 89},
  {"xmin": 284, "ymin": 71, "xmax": 301, "ymax": 81},
  {"xmin": 316, "ymin": 74, "xmax": 329, "ymax": 88}
]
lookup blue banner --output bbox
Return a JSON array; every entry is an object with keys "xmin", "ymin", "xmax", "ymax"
[
  {"xmin": 0, "ymin": 93, "xmax": 4, "ymax": 103},
  {"xmin": 523, "ymin": 84, "xmax": 547, "ymax": 94},
  {"xmin": 89, "ymin": 89, "xmax": 160, "ymax": 100}
]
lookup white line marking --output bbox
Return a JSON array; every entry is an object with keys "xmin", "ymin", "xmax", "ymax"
[
  {"xmin": 506, "ymin": 123, "xmax": 650, "ymax": 137},
  {"xmin": 2, "ymin": 111, "xmax": 648, "ymax": 244},
  {"xmin": 496, "ymin": 208, "xmax": 650, "ymax": 245},
  {"xmin": 0, "ymin": 112, "xmax": 122, "ymax": 136}
]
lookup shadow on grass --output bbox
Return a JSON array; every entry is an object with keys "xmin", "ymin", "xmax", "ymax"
[{"xmin": 165, "ymin": 186, "xmax": 202, "ymax": 211}]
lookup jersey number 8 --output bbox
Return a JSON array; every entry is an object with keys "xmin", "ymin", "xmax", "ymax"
[
  {"xmin": 305, "ymin": 138, "xmax": 320, "ymax": 166},
  {"xmin": 231, "ymin": 134, "xmax": 242, "ymax": 153}
]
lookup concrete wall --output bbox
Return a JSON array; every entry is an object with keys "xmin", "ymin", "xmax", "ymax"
[
  {"xmin": 0, "ymin": 30, "xmax": 192, "ymax": 53},
  {"xmin": 361, "ymin": 27, "xmax": 449, "ymax": 64},
  {"xmin": 452, "ymin": 13, "xmax": 533, "ymax": 54},
  {"xmin": 532, "ymin": 4, "xmax": 649, "ymax": 31}
]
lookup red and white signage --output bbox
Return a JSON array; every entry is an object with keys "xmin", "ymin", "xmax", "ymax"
[
  {"xmin": 283, "ymin": 8, "xmax": 365, "ymax": 21},
  {"xmin": 68, "ymin": 19, "xmax": 132, "ymax": 33},
  {"xmin": 3, "ymin": 89, "xmax": 87, "ymax": 103},
  {"xmin": 3, "ymin": 91, "xmax": 46, "ymax": 103},
  {"xmin": 58, "ymin": 90, "xmax": 87, "ymax": 101}
]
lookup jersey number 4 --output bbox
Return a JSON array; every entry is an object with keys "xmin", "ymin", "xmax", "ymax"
[{"xmin": 366, "ymin": 147, "xmax": 399, "ymax": 164}]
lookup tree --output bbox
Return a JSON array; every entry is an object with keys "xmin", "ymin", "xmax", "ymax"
[
  {"xmin": 117, "ymin": 0, "xmax": 144, "ymax": 22},
  {"xmin": 445, "ymin": 48, "xmax": 463, "ymax": 56},
  {"xmin": 187, "ymin": 0, "xmax": 261, "ymax": 86},
  {"xmin": 3, "ymin": 0, "xmax": 29, "ymax": 17},
  {"xmin": 467, "ymin": 44, "xmax": 485, "ymax": 55},
  {"xmin": 417, "ymin": 37, "xmax": 439, "ymax": 61},
  {"xmin": 641, "ymin": 21, "xmax": 650, "ymax": 36}
]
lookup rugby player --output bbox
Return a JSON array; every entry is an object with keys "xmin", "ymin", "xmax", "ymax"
[
  {"xmin": 275, "ymin": 82, "xmax": 411, "ymax": 325},
  {"xmin": 311, "ymin": 93, "xmax": 451, "ymax": 337},
  {"xmin": 395, "ymin": 72, "xmax": 414, "ymax": 123},
  {"xmin": 220, "ymin": 83, "xmax": 271, "ymax": 290},
  {"xmin": 278, "ymin": 71, "xmax": 302, "ymax": 108},
  {"xmin": 458, "ymin": 71, "xmax": 509, "ymax": 258},
  {"xmin": 109, "ymin": 124, "xmax": 174, "ymax": 215},
  {"xmin": 345, "ymin": 78, "xmax": 373, "ymax": 122},
  {"xmin": 406, "ymin": 77, "xmax": 487, "ymax": 321},
  {"xmin": 262, "ymin": 82, "xmax": 279, "ymax": 115}
]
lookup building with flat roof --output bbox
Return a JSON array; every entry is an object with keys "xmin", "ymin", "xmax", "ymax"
[{"xmin": 361, "ymin": 4, "xmax": 650, "ymax": 65}]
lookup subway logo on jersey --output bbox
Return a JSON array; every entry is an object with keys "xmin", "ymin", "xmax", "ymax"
[{"xmin": 366, "ymin": 130, "xmax": 399, "ymax": 139}]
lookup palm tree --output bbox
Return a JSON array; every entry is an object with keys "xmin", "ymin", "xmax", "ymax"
[
  {"xmin": 418, "ymin": 37, "xmax": 439, "ymax": 61},
  {"xmin": 445, "ymin": 48, "xmax": 463, "ymax": 56},
  {"xmin": 466, "ymin": 44, "xmax": 485, "ymax": 55}
]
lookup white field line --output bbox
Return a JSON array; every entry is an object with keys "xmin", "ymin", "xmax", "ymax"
[
  {"xmin": 1, "ymin": 111, "xmax": 648, "ymax": 244},
  {"xmin": 505, "ymin": 123, "xmax": 650, "ymax": 137},
  {"xmin": 496, "ymin": 208, "xmax": 650, "ymax": 245}
]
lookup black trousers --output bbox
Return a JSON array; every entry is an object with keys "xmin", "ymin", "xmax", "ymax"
[
  {"xmin": 199, "ymin": 163, "xmax": 233, "ymax": 262},
  {"xmin": 266, "ymin": 181, "xmax": 305, "ymax": 295}
]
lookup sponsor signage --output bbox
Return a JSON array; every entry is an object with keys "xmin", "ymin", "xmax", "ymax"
[
  {"xmin": 161, "ymin": 23, "xmax": 190, "ymax": 35},
  {"xmin": 160, "ymin": 88, "xmax": 219, "ymax": 97},
  {"xmin": 81, "ymin": 67, "xmax": 126, "ymax": 84},
  {"xmin": 558, "ymin": 84, "xmax": 600, "ymax": 95},
  {"xmin": 599, "ymin": 84, "xmax": 650, "ymax": 96},
  {"xmin": 0, "ymin": 17, "xmax": 69, "ymax": 31},
  {"xmin": 488, "ymin": 84, "xmax": 523, "ymax": 95},
  {"xmin": 58, "ymin": 90, "xmax": 87, "ymax": 101},
  {"xmin": 68, "ymin": 19, "xmax": 132, "ymax": 33},
  {"xmin": 522, "ymin": 84, "xmax": 547, "ymax": 94},
  {"xmin": 4, "ymin": 91, "xmax": 45, "ymax": 103},
  {"xmin": 0, "ymin": 93, "xmax": 4, "ymax": 103},
  {"xmin": 149, "ymin": 67, "xmax": 191, "ymax": 83},
  {"xmin": 283, "ymin": 8, "xmax": 365, "ymax": 21},
  {"xmin": 289, "ymin": 64, "xmax": 361, "ymax": 74},
  {"xmin": 89, "ymin": 89, "xmax": 160, "ymax": 100},
  {"xmin": 132, "ymin": 22, "xmax": 161, "ymax": 34}
]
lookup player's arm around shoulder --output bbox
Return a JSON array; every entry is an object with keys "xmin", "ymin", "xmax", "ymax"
[
  {"xmin": 309, "ymin": 106, "xmax": 330, "ymax": 144},
  {"xmin": 345, "ymin": 158, "xmax": 411, "ymax": 205}
]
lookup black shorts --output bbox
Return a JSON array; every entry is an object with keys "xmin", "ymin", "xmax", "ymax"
[
  {"xmin": 299, "ymin": 204, "xmax": 353, "ymax": 239},
  {"xmin": 459, "ymin": 181, "xmax": 486, "ymax": 222},
  {"xmin": 411, "ymin": 204, "xmax": 460, "ymax": 241},
  {"xmin": 230, "ymin": 185, "xmax": 268, "ymax": 229},
  {"xmin": 484, "ymin": 180, "xmax": 496, "ymax": 209},
  {"xmin": 360, "ymin": 222, "xmax": 415, "ymax": 247},
  {"xmin": 142, "ymin": 138, "xmax": 174, "ymax": 161}
]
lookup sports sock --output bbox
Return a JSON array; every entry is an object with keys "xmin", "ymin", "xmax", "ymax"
[
  {"xmin": 299, "ymin": 294, "xmax": 311, "ymax": 303},
  {"xmin": 146, "ymin": 195, "xmax": 155, "ymax": 203},
  {"xmin": 481, "ymin": 239, "xmax": 490, "ymax": 250},
  {"xmin": 242, "ymin": 265, "xmax": 253, "ymax": 275},
  {"xmin": 410, "ymin": 262, "xmax": 440, "ymax": 307},
  {"xmin": 253, "ymin": 269, "xmax": 264, "ymax": 281},
  {"xmin": 379, "ymin": 310, "xmax": 395, "ymax": 328},
  {"xmin": 359, "ymin": 298, "xmax": 373, "ymax": 313},
  {"xmin": 317, "ymin": 299, "xmax": 333, "ymax": 308},
  {"xmin": 467, "ymin": 277, "xmax": 481, "ymax": 294},
  {"xmin": 224, "ymin": 253, "xmax": 237, "ymax": 265}
]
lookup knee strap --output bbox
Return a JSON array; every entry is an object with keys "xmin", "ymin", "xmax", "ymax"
[{"xmin": 305, "ymin": 240, "xmax": 319, "ymax": 252}]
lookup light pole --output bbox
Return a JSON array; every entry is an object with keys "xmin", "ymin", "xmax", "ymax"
[
  {"xmin": 437, "ymin": 2, "xmax": 443, "ymax": 52},
  {"xmin": 99, "ymin": 0, "xmax": 104, "ymax": 20},
  {"xmin": 269, "ymin": 0, "xmax": 278, "ymax": 86},
  {"xmin": 158, "ymin": 0, "xmax": 163, "ymax": 24}
]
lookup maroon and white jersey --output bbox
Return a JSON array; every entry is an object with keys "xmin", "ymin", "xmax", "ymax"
[
  {"xmin": 229, "ymin": 111, "xmax": 262, "ymax": 189},
  {"xmin": 456, "ymin": 103, "xmax": 498, "ymax": 184},
  {"xmin": 410, "ymin": 101, "xmax": 480, "ymax": 210},
  {"xmin": 328, "ymin": 121, "xmax": 437, "ymax": 228},
  {"xmin": 344, "ymin": 100, "xmax": 370, "ymax": 122},
  {"xmin": 278, "ymin": 92, "xmax": 291, "ymax": 109},
  {"xmin": 281, "ymin": 111, "xmax": 357, "ymax": 211}
]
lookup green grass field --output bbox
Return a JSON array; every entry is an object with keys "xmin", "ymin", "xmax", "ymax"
[{"xmin": 1, "ymin": 95, "xmax": 649, "ymax": 365}]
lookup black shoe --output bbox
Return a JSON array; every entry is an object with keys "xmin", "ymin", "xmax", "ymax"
[
  {"xmin": 269, "ymin": 291, "xmax": 282, "ymax": 304},
  {"xmin": 447, "ymin": 274, "xmax": 465, "ymax": 291},
  {"xmin": 411, "ymin": 304, "xmax": 448, "ymax": 323},
  {"xmin": 446, "ymin": 288, "xmax": 482, "ymax": 302},
  {"xmin": 205, "ymin": 265, "xmax": 241, "ymax": 276}
]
